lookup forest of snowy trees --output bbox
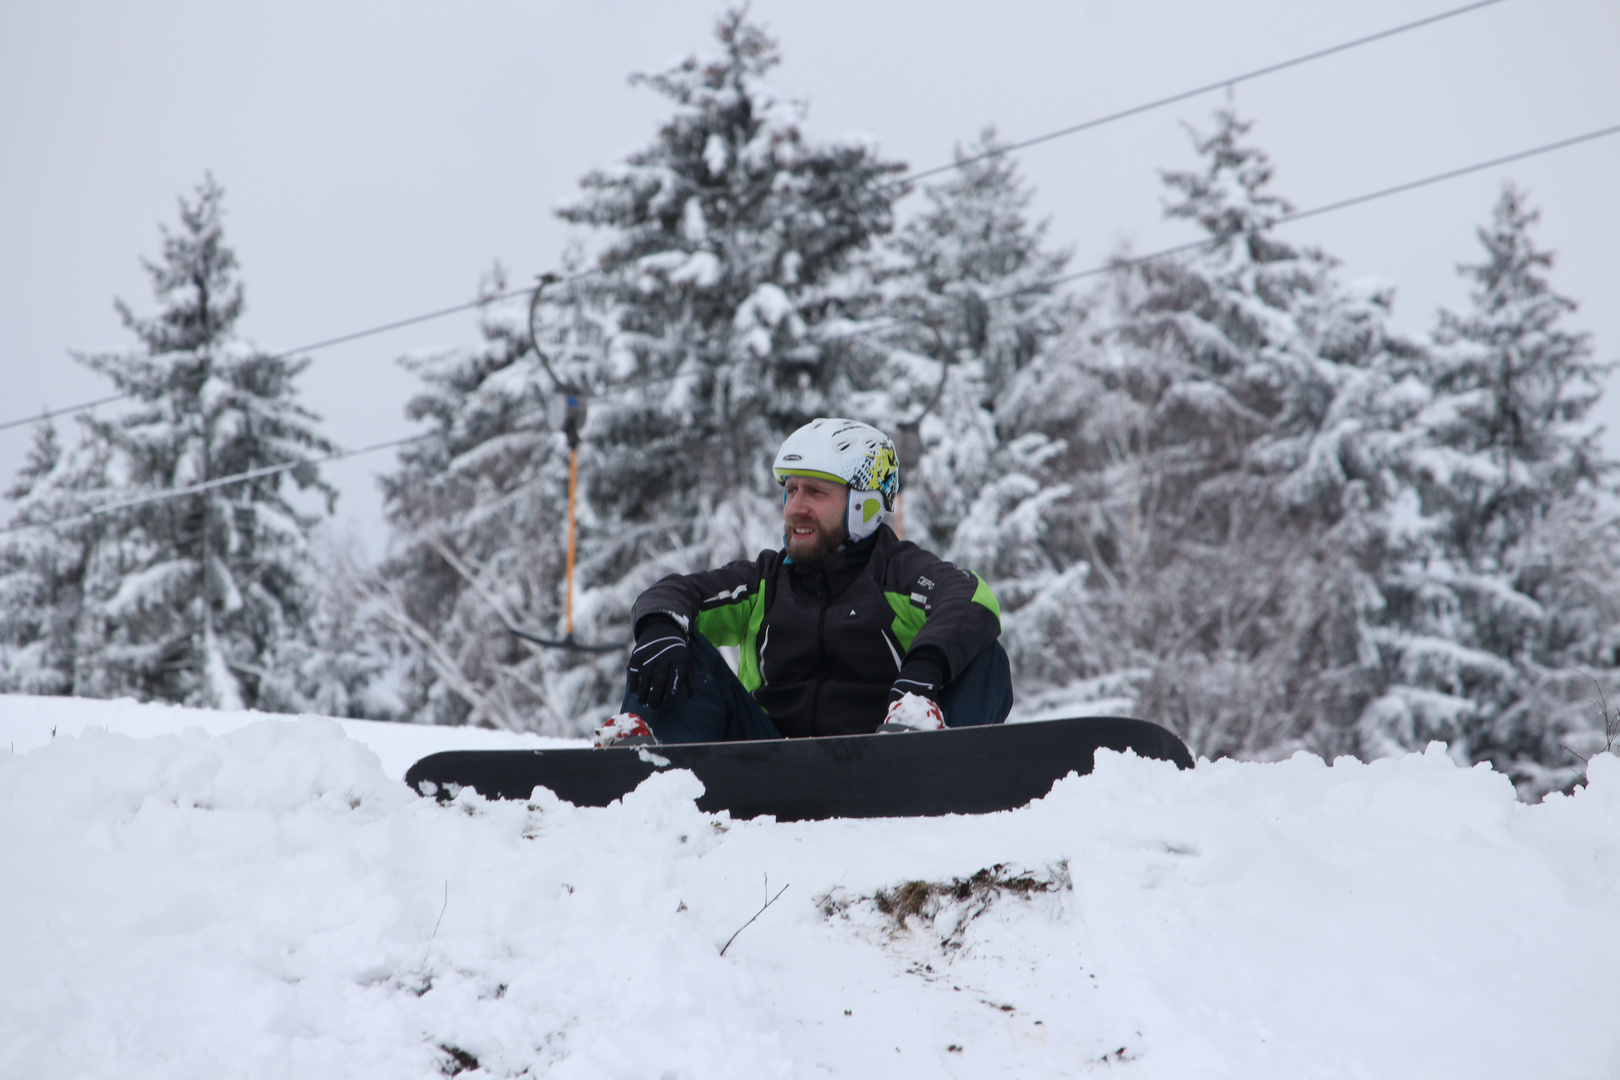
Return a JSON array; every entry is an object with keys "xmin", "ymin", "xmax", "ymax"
[{"xmin": 3, "ymin": 10, "xmax": 1616, "ymax": 799}]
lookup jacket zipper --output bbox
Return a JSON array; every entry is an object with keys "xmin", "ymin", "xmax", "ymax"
[{"xmin": 810, "ymin": 571, "xmax": 830, "ymax": 736}]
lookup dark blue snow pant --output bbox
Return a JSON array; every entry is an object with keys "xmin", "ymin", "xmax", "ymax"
[{"xmin": 621, "ymin": 633, "xmax": 1014, "ymax": 744}]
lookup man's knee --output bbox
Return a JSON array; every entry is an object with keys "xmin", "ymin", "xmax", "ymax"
[
  {"xmin": 939, "ymin": 641, "xmax": 1014, "ymax": 728},
  {"xmin": 624, "ymin": 633, "xmax": 780, "ymax": 743}
]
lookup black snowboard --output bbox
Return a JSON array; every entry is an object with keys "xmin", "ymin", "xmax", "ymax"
[{"xmin": 404, "ymin": 716, "xmax": 1193, "ymax": 822}]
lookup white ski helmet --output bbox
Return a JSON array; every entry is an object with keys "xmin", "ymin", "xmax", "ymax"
[{"xmin": 772, "ymin": 418, "xmax": 900, "ymax": 544}]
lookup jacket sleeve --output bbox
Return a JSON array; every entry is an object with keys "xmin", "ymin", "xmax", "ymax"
[
  {"xmin": 884, "ymin": 541, "xmax": 1002, "ymax": 682},
  {"xmin": 630, "ymin": 552, "xmax": 772, "ymax": 648}
]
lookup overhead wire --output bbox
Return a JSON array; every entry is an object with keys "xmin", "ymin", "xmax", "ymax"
[
  {"xmin": 0, "ymin": 287, "xmax": 539, "ymax": 437},
  {"xmin": 578, "ymin": 119, "xmax": 1620, "ymax": 399},
  {"xmin": 4, "ymin": 116, "xmax": 1614, "ymax": 538},
  {"xmin": 898, "ymin": 0, "xmax": 1510, "ymax": 188},
  {"xmin": 0, "ymin": 393, "xmax": 131, "ymax": 436},
  {"xmin": 0, "ymin": 0, "xmax": 1510, "ymax": 437},
  {"xmin": 840, "ymin": 121, "xmax": 1620, "ymax": 342},
  {"xmin": 0, "ymin": 431, "xmax": 435, "ymax": 538},
  {"xmin": 7, "ymin": 127, "xmax": 1613, "ymax": 538}
]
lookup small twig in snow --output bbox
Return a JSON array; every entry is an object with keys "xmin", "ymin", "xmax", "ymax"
[
  {"xmin": 1571, "ymin": 678, "xmax": 1620, "ymax": 765},
  {"xmin": 430, "ymin": 880, "xmax": 449, "ymax": 939},
  {"xmin": 1595, "ymin": 677, "xmax": 1618, "ymax": 752},
  {"xmin": 811, "ymin": 871, "xmax": 850, "ymax": 909},
  {"xmin": 812, "ymin": 871, "xmax": 851, "ymax": 916},
  {"xmin": 720, "ymin": 883, "xmax": 789, "ymax": 957}
]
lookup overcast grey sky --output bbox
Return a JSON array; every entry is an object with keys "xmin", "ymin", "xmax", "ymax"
[{"xmin": 3, "ymin": 0, "xmax": 1616, "ymax": 557}]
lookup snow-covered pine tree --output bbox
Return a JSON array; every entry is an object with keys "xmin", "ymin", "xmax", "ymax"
[
  {"xmin": 0, "ymin": 419, "xmax": 110, "ymax": 694},
  {"xmin": 376, "ymin": 9, "xmax": 905, "ymax": 732},
  {"xmin": 556, "ymin": 7, "xmax": 904, "ymax": 562},
  {"xmin": 1003, "ymin": 111, "xmax": 1415, "ymax": 757},
  {"xmin": 873, "ymin": 128, "xmax": 1075, "ymax": 553},
  {"xmin": 1367, "ymin": 185, "xmax": 1620, "ymax": 795},
  {"xmin": 64, "ymin": 175, "xmax": 346, "ymax": 711},
  {"xmin": 297, "ymin": 530, "xmax": 399, "ymax": 720},
  {"xmin": 370, "ymin": 265, "xmax": 585, "ymax": 730},
  {"xmin": 865, "ymin": 130, "xmax": 1094, "ymax": 711}
]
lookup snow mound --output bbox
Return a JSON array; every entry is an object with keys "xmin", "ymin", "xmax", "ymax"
[{"xmin": 2, "ymin": 698, "xmax": 1618, "ymax": 1079}]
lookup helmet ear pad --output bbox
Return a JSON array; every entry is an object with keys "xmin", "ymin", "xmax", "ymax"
[{"xmin": 846, "ymin": 488, "xmax": 887, "ymax": 543}]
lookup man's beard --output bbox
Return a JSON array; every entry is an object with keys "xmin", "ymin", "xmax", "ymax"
[{"xmin": 784, "ymin": 518, "xmax": 846, "ymax": 562}]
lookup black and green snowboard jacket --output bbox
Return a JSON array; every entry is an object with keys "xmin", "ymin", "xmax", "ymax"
[{"xmin": 630, "ymin": 525, "xmax": 1002, "ymax": 738}]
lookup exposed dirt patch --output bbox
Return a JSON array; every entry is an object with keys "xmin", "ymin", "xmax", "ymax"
[
  {"xmin": 873, "ymin": 863, "xmax": 1066, "ymax": 931},
  {"xmin": 827, "ymin": 862, "xmax": 1071, "ymax": 955},
  {"xmin": 437, "ymin": 1043, "xmax": 480, "ymax": 1076}
]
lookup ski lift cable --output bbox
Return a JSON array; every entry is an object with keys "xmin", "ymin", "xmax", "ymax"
[
  {"xmin": 0, "ymin": 431, "xmax": 436, "ymax": 538},
  {"xmin": 8, "ymin": 122, "xmax": 1609, "ymax": 606},
  {"xmin": 992, "ymin": 119, "xmax": 1620, "ymax": 303},
  {"xmin": 573, "ymin": 117, "xmax": 1620, "ymax": 392},
  {"xmin": 530, "ymin": 115, "xmax": 1620, "ymax": 408},
  {"xmin": 0, "ymin": 2, "xmax": 1509, "ymax": 439},
  {"xmin": 0, "ymin": 281, "xmax": 574, "ymax": 437},
  {"xmin": 894, "ymin": 0, "xmax": 1511, "ymax": 190},
  {"xmin": 0, "ymin": 393, "xmax": 132, "ymax": 436},
  {"xmin": 10, "ymin": 116, "xmax": 1605, "ymax": 537}
]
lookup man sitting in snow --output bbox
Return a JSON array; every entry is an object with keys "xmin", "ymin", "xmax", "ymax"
[{"xmin": 596, "ymin": 418, "xmax": 1013, "ymax": 746}]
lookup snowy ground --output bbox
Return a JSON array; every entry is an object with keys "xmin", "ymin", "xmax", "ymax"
[{"xmin": 2, "ymin": 695, "xmax": 1617, "ymax": 1079}]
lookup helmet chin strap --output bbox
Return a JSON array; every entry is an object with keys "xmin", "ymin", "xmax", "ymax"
[{"xmin": 846, "ymin": 488, "xmax": 887, "ymax": 543}]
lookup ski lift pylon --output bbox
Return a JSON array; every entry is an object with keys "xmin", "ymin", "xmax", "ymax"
[{"xmin": 509, "ymin": 275, "xmax": 624, "ymax": 654}]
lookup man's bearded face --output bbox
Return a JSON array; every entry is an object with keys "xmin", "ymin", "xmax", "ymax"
[{"xmin": 782, "ymin": 476, "xmax": 848, "ymax": 562}]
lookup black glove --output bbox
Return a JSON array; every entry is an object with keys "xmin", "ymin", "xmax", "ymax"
[
  {"xmin": 889, "ymin": 647, "xmax": 947, "ymax": 704},
  {"xmin": 627, "ymin": 616, "xmax": 693, "ymax": 708}
]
